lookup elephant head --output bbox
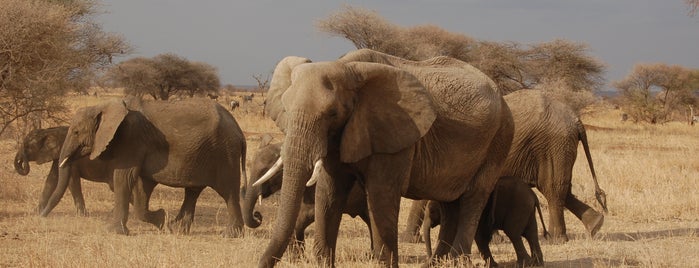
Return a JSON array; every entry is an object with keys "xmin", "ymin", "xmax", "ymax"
[
  {"xmin": 40, "ymin": 100, "xmax": 131, "ymax": 216},
  {"xmin": 242, "ymin": 139, "xmax": 283, "ymax": 228},
  {"xmin": 259, "ymin": 52, "xmax": 437, "ymax": 265},
  {"xmin": 14, "ymin": 127, "xmax": 68, "ymax": 176}
]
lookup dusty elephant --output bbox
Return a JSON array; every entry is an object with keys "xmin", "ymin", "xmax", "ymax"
[
  {"xmin": 257, "ymin": 49, "xmax": 514, "ymax": 267},
  {"xmin": 403, "ymin": 89, "xmax": 607, "ymax": 243},
  {"xmin": 40, "ymin": 98, "xmax": 247, "ymax": 236},
  {"xmin": 242, "ymin": 138, "xmax": 371, "ymax": 252},
  {"xmin": 14, "ymin": 126, "xmax": 165, "ymax": 228},
  {"xmin": 422, "ymin": 176, "xmax": 549, "ymax": 267}
]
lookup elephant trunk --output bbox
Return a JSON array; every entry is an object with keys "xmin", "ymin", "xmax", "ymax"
[
  {"xmin": 242, "ymin": 180, "xmax": 263, "ymax": 228},
  {"xmin": 40, "ymin": 140, "xmax": 79, "ymax": 217},
  {"xmin": 260, "ymin": 115, "xmax": 325, "ymax": 267},
  {"xmin": 14, "ymin": 148, "xmax": 30, "ymax": 176},
  {"xmin": 39, "ymin": 163, "xmax": 71, "ymax": 216}
]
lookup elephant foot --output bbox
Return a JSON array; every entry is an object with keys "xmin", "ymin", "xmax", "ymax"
[
  {"xmin": 582, "ymin": 210, "xmax": 604, "ymax": 238},
  {"xmin": 107, "ymin": 222, "xmax": 129, "ymax": 235},
  {"xmin": 221, "ymin": 225, "xmax": 244, "ymax": 238}
]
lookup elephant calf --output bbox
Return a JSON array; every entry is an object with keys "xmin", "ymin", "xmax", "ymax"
[{"xmin": 422, "ymin": 176, "xmax": 548, "ymax": 268}]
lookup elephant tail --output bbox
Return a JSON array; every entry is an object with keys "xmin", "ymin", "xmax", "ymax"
[
  {"xmin": 534, "ymin": 196, "xmax": 550, "ymax": 239},
  {"xmin": 577, "ymin": 120, "xmax": 608, "ymax": 213}
]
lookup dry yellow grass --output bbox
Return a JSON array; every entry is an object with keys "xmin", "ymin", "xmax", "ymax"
[{"xmin": 0, "ymin": 95, "xmax": 697, "ymax": 267}]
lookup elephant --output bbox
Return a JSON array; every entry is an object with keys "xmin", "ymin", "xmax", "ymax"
[
  {"xmin": 257, "ymin": 49, "xmax": 514, "ymax": 267},
  {"xmin": 402, "ymin": 89, "xmax": 608, "ymax": 243},
  {"xmin": 422, "ymin": 176, "xmax": 549, "ymax": 268},
  {"xmin": 14, "ymin": 126, "xmax": 100, "ymax": 215},
  {"xmin": 13, "ymin": 126, "xmax": 165, "ymax": 228},
  {"xmin": 39, "ymin": 97, "xmax": 248, "ymax": 236},
  {"xmin": 241, "ymin": 137, "xmax": 371, "ymax": 253}
]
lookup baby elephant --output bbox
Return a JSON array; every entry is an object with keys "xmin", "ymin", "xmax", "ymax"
[{"xmin": 422, "ymin": 176, "xmax": 548, "ymax": 267}]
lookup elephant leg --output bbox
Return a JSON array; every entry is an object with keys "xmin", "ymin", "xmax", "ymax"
[
  {"xmin": 363, "ymin": 152, "xmax": 415, "ymax": 268},
  {"xmin": 170, "ymin": 187, "xmax": 204, "ymax": 235},
  {"xmin": 504, "ymin": 230, "xmax": 532, "ymax": 268},
  {"xmin": 538, "ymin": 158, "xmax": 571, "ymax": 243},
  {"xmin": 565, "ymin": 193, "xmax": 604, "ymax": 238},
  {"xmin": 289, "ymin": 203, "xmax": 315, "ymax": 257},
  {"xmin": 401, "ymin": 199, "xmax": 427, "ymax": 243},
  {"xmin": 451, "ymin": 179, "xmax": 502, "ymax": 257},
  {"xmin": 475, "ymin": 219, "xmax": 496, "ymax": 267},
  {"xmin": 110, "ymin": 168, "xmax": 138, "ymax": 235},
  {"xmin": 131, "ymin": 178, "xmax": 165, "ymax": 229},
  {"xmin": 312, "ymin": 164, "xmax": 353, "ymax": 267},
  {"xmin": 68, "ymin": 170, "xmax": 87, "ymax": 216},
  {"xmin": 429, "ymin": 201, "xmax": 459, "ymax": 261},
  {"xmin": 365, "ymin": 180, "xmax": 401, "ymax": 267},
  {"xmin": 217, "ymin": 184, "xmax": 245, "ymax": 238},
  {"xmin": 38, "ymin": 162, "xmax": 60, "ymax": 213},
  {"xmin": 524, "ymin": 214, "xmax": 544, "ymax": 266}
]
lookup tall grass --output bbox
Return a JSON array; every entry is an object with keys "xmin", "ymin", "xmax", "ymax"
[{"xmin": 0, "ymin": 95, "xmax": 696, "ymax": 267}]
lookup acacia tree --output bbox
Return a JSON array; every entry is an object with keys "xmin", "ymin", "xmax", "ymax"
[
  {"xmin": 316, "ymin": 5, "xmax": 605, "ymax": 110},
  {"xmin": 613, "ymin": 63, "xmax": 699, "ymax": 123},
  {"xmin": 0, "ymin": 0, "xmax": 129, "ymax": 137},
  {"xmin": 106, "ymin": 54, "xmax": 220, "ymax": 100}
]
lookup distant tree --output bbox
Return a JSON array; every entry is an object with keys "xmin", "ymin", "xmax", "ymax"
[
  {"xmin": 316, "ymin": 5, "xmax": 606, "ymax": 105},
  {"xmin": 252, "ymin": 73, "xmax": 270, "ymax": 94},
  {"xmin": 613, "ymin": 63, "xmax": 699, "ymax": 123},
  {"xmin": 106, "ymin": 53, "xmax": 220, "ymax": 100},
  {"xmin": 0, "ymin": 0, "xmax": 130, "ymax": 137}
]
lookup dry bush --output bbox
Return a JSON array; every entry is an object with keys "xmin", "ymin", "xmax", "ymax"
[{"xmin": 1, "ymin": 94, "xmax": 697, "ymax": 267}]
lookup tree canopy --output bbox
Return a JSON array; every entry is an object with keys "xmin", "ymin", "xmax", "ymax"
[
  {"xmin": 105, "ymin": 54, "xmax": 221, "ymax": 100},
  {"xmin": 316, "ymin": 5, "xmax": 606, "ymax": 111},
  {"xmin": 0, "ymin": 0, "xmax": 129, "ymax": 137}
]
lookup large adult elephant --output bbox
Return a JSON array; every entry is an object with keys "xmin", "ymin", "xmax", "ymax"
[
  {"xmin": 257, "ymin": 49, "xmax": 514, "ymax": 267},
  {"xmin": 241, "ymin": 138, "xmax": 370, "ymax": 252},
  {"xmin": 402, "ymin": 89, "xmax": 608, "ymax": 243},
  {"xmin": 40, "ymin": 98, "xmax": 248, "ymax": 236}
]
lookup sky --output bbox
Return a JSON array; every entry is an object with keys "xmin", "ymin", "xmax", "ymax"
[{"xmin": 97, "ymin": 0, "xmax": 699, "ymax": 90}]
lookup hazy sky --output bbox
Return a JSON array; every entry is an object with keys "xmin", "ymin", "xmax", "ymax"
[{"xmin": 97, "ymin": 1, "xmax": 699, "ymax": 89}]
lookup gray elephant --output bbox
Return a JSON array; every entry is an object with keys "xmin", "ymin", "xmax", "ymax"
[
  {"xmin": 241, "ymin": 137, "xmax": 371, "ymax": 253},
  {"xmin": 40, "ymin": 98, "xmax": 247, "ymax": 236},
  {"xmin": 422, "ymin": 176, "xmax": 549, "ymax": 267},
  {"xmin": 403, "ymin": 89, "xmax": 607, "ymax": 243},
  {"xmin": 14, "ymin": 126, "xmax": 165, "ymax": 228},
  {"xmin": 257, "ymin": 49, "xmax": 514, "ymax": 267}
]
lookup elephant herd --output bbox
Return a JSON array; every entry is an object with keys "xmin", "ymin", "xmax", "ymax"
[{"xmin": 13, "ymin": 49, "xmax": 607, "ymax": 268}]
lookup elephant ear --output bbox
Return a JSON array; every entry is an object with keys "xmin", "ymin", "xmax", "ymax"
[
  {"xmin": 90, "ymin": 100, "xmax": 130, "ymax": 160},
  {"xmin": 266, "ymin": 56, "xmax": 311, "ymax": 132},
  {"xmin": 340, "ymin": 62, "xmax": 437, "ymax": 163}
]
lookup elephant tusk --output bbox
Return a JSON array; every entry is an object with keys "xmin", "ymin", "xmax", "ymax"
[
  {"xmin": 59, "ymin": 158, "xmax": 69, "ymax": 168},
  {"xmin": 258, "ymin": 195, "xmax": 262, "ymax": 206},
  {"xmin": 252, "ymin": 157, "xmax": 283, "ymax": 187},
  {"xmin": 306, "ymin": 159, "xmax": 324, "ymax": 187}
]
